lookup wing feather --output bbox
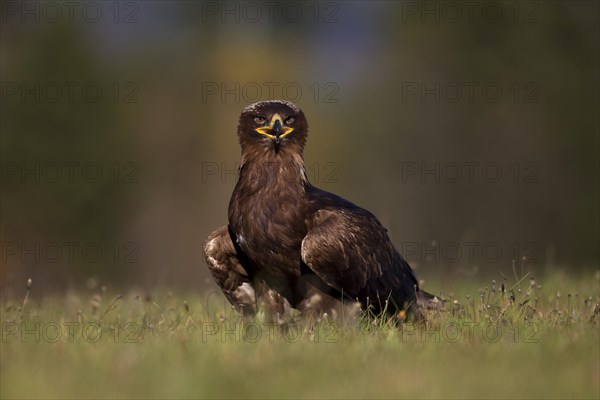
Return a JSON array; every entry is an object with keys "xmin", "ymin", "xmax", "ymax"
[{"xmin": 301, "ymin": 208, "xmax": 417, "ymax": 311}]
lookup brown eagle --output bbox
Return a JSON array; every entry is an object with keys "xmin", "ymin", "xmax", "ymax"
[{"xmin": 204, "ymin": 100, "xmax": 439, "ymax": 320}]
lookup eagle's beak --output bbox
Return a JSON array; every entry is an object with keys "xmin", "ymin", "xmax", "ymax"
[{"xmin": 255, "ymin": 114, "xmax": 294, "ymax": 141}]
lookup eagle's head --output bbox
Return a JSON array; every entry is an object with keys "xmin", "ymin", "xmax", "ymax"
[{"xmin": 237, "ymin": 100, "xmax": 308, "ymax": 154}]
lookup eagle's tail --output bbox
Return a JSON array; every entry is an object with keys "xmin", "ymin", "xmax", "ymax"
[{"xmin": 416, "ymin": 290, "xmax": 445, "ymax": 310}]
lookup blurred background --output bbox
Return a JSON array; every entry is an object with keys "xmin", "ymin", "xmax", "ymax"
[{"xmin": 1, "ymin": 1, "xmax": 598, "ymax": 297}]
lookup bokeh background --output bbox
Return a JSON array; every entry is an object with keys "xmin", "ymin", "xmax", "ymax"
[{"xmin": 1, "ymin": 0, "xmax": 598, "ymax": 298}]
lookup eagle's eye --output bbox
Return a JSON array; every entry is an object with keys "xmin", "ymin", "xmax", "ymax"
[
  {"xmin": 254, "ymin": 116, "xmax": 267, "ymax": 125},
  {"xmin": 285, "ymin": 117, "xmax": 295, "ymax": 125}
]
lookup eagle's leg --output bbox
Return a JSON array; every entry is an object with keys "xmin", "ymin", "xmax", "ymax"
[
  {"xmin": 254, "ymin": 280, "xmax": 295, "ymax": 324},
  {"xmin": 203, "ymin": 226, "xmax": 257, "ymax": 317}
]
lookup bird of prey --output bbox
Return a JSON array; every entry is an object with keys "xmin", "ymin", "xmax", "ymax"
[{"xmin": 204, "ymin": 100, "xmax": 439, "ymax": 321}]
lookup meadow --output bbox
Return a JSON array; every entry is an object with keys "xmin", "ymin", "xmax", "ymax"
[{"xmin": 1, "ymin": 269, "xmax": 599, "ymax": 399}]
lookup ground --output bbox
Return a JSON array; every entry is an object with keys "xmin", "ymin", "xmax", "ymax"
[{"xmin": 1, "ymin": 269, "xmax": 599, "ymax": 399}]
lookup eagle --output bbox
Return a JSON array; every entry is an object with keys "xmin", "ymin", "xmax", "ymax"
[{"xmin": 204, "ymin": 100, "xmax": 439, "ymax": 321}]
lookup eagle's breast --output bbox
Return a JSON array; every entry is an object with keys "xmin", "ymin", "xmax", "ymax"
[{"xmin": 228, "ymin": 154, "xmax": 309, "ymax": 276}]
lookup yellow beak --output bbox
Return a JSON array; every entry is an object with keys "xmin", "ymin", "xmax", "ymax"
[{"xmin": 255, "ymin": 114, "xmax": 294, "ymax": 140}]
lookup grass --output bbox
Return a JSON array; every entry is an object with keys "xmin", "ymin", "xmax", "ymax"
[{"xmin": 1, "ymin": 269, "xmax": 599, "ymax": 399}]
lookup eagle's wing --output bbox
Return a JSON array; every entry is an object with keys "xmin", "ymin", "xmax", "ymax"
[
  {"xmin": 204, "ymin": 225, "xmax": 256, "ymax": 316},
  {"xmin": 300, "ymin": 208, "xmax": 418, "ymax": 310}
]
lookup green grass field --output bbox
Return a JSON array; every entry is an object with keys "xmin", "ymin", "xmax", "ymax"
[{"xmin": 2, "ymin": 269, "xmax": 599, "ymax": 399}]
